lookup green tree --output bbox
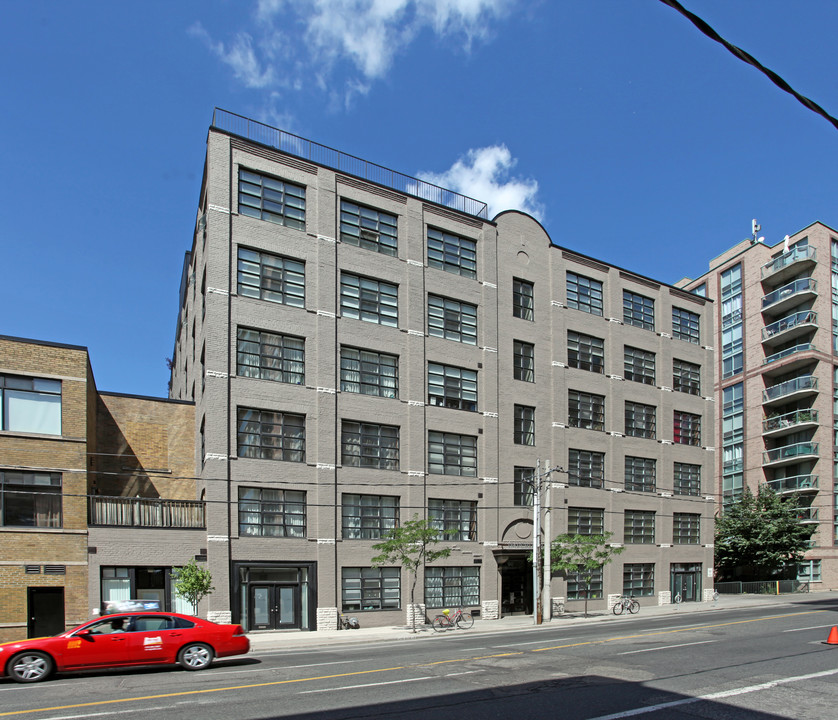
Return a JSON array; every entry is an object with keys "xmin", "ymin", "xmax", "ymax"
[
  {"xmin": 715, "ymin": 486, "xmax": 814, "ymax": 581},
  {"xmin": 172, "ymin": 560, "xmax": 215, "ymax": 616},
  {"xmin": 371, "ymin": 515, "xmax": 452, "ymax": 633},
  {"xmin": 548, "ymin": 531, "xmax": 624, "ymax": 618}
]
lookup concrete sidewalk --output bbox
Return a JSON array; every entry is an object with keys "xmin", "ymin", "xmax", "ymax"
[{"xmin": 246, "ymin": 591, "xmax": 838, "ymax": 653}]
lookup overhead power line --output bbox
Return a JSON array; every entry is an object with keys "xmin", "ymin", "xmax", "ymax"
[{"xmin": 658, "ymin": 0, "xmax": 838, "ymax": 133}]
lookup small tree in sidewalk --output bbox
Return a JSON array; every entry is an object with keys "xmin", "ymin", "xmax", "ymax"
[
  {"xmin": 371, "ymin": 515, "xmax": 452, "ymax": 633},
  {"xmin": 172, "ymin": 559, "xmax": 215, "ymax": 616},
  {"xmin": 548, "ymin": 531, "xmax": 624, "ymax": 618}
]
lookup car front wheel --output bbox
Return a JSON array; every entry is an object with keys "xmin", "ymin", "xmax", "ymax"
[
  {"xmin": 8, "ymin": 652, "xmax": 53, "ymax": 683},
  {"xmin": 177, "ymin": 643, "xmax": 214, "ymax": 671}
]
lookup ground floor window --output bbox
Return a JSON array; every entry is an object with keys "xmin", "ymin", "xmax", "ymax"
[
  {"xmin": 797, "ymin": 559, "xmax": 821, "ymax": 582},
  {"xmin": 567, "ymin": 567, "xmax": 603, "ymax": 600},
  {"xmin": 100, "ymin": 566, "xmax": 190, "ymax": 614},
  {"xmin": 342, "ymin": 567, "xmax": 400, "ymax": 611},
  {"xmin": 425, "ymin": 566, "xmax": 479, "ymax": 608},
  {"xmin": 623, "ymin": 563, "xmax": 654, "ymax": 597}
]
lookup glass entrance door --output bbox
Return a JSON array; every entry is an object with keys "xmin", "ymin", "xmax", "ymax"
[
  {"xmin": 670, "ymin": 563, "xmax": 701, "ymax": 602},
  {"xmin": 249, "ymin": 585, "xmax": 300, "ymax": 630}
]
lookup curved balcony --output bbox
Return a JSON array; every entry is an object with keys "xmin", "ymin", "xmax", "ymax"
[
  {"xmin": 762, "ymin": 442, "xmax": 820, "ymax": 467},
  {"xmin": 764, "ymin": 474, "xmax": 819, "ymax": 494},
  {"xmin": 794, "ymin": 506, "xmax": 819, "ymax": 523},
  {"xmin": 762, "ymin": 342, "xmax": 817, "ymax": 376},
  {"xmin": 762, "ymin": 310, "xmax": 818, "ymax": 346},
  {"xmin": 761, "ymin": 278, "xmax": 818, "ymax": 316},
  {"xmin": 762, "ymin": 375, "xmax": 818, "ymax": 406},
  {"xmin": 762, "ymin": 409, "xmax": 819, "ymax": 437},
  {"xmin": 761, "ymin": 245, "xmax": 817, "ymax": 283}
]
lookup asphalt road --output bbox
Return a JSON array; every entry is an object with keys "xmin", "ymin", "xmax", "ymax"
[{"xmin": 4, "ymin": 598, "xmax": 838, "ymax": 720}]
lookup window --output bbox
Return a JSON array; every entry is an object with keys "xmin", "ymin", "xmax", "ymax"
[
  {"xmin": 568, "ymin": 450, "xmax": 605, "ymax": 489},
  {"xmin": 237, "ymin": 408, "xmax": 305, "ymax": 462},
  {"xmin": 568, "ymin": 390, "xmax": 605, "ymax": 431},
  {"xmin": 427, "ymin": 228, "xmax": 476, "ymax": 278},
  {"xmin": 0, "ymin": 471, "xmax": 61, "ymax": 527},
  {"xmin": 797, "ymin": 559, "xmax": 822, "ymax": 583},
  {"xmin": 568, "ymin": 507, "xmax": 604, "ymax": 535},
  {"xmin": 237, "ymin": 248, "xmax": 305, "ymax": 308},
  {"xmin": 428, "ymin": 432, "xmax": 477, "ymax": 476},
  {"xmin": 238, "ymin": 169, "xmax": 305, "ymax": 230},
  {"xmin": 567, "ymin": 567, "xmax": 602, "ymax": 600},
  {"xmin": 513, "ymin": 341, "xmax": 535, "ymax": 382},
  {"xmin": 673, "ymin": 513, "xmax": 700, "ymax": 544},
  {"xmin": 342, "ymin": 568, "xmax": 400, "ymax": 611},
  {"xmin": 623, "ymin": 290, "xmax": 655, "ymax": 330},
  {"xmin": 513, "ymin": 279, "xmax": 534, "ymax": 320},
  {"xmin": 674, "ymin": 463, "xmax": 701, "ymax": 496},
  {"xmin": 514, "ymin": 466, "xmax": 535, "ymax": 506},
  {"xmin": 0, "ymin": 375, "xmax": 61, "ymax": 435},
  {"xmin": 237, "ymin": 328, "xmax": 305, "ymax": 385},
  {"xmin": 625, "ymin": 401, "xmax": 656, "ymax": 439},
  {"xmin": 672, "ymin": 307, "xmax": 700, "ymax": 344},
  {"xmin": 567, "ymin": 331, "xmax": 605, "ymax": 374},
  {"xmin": 721, "ymin": 264, "xmax": 743, "ymax": 379},
  {"xmin": 238, "ymin": 487, "xmax": 306, "ymax": 537},
  {"xmin": 674, "ymin": 411, "xmax": 701, "ymax": 446},
  {"xmin": 342, "ymin": 494, "xmax": 399, "ymax": 540},
  {"xmin": 567, "ymin": 272, "xmax": 603, "ymax": 316},
  {"xmin": 428, "ymin": 499, "xmax": 477, "ymax": 541},
  {"xmin": 340, "ymin": 200, "xmax": 397, "ymax": 256},
  {"xmin": 623, "ymin": 563, "xmax": 654, "ymax": 597},
  {"xmin": 428, "ymin": 295, "xmax": 477, "ymax": 345},
  {"xmin": 625, "ymin": 456, "xmax": 655, "ymax": 492},
  {"xmin": 624, "ymin": 346, "xmax": 656, "ymax": 385},
  {"xmin": 340, "ymin": 273, "xmax": 398, "ymax": 327},
  {"xmin": 673, "ymin": 359, "xmax": 701, "ymax": 396},
  {"xmin": 624, "ymin": 510, "xmax": 655, "ymax": 544},
  {"xmin": 514, "ymin": 405, "xmax": 535, "ymax": 445},
  {"xmin": 340, "ymin": 347, "xmax": 398, "ymax": 398},
  {"xmin": 428, "ymin": 363, "xmax": 477, "ymax": 411},
  {"xmin": 425, "ymin": 567, "xmax": 479, "ymax": 608},
  {"xmin": 341, "ymin": 421, "xmax": 399, "ymax": 470}
]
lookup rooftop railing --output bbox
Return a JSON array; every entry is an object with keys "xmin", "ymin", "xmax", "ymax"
[
  {"xmin": 761, "ymin": 245, "xmax": 817, "ymax": 279},
  {"xmin": 89, "ymin": 496, "xmax": 205, "ymax": 529},
  {"xmin": 212, "ymin": 108, "xmax": 489, "ymax": 220}
]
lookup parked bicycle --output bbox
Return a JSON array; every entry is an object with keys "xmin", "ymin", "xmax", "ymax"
[
  {"xmin": 431, "ymin": 607, "xmax": 474, "ymax": 631},
  {"xmin": 612, "ymin": 595, "xmax": 639, "ymax": 615}
]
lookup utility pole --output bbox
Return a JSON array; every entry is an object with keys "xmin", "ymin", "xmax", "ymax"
[
  {"xmin": 542, "ymin": 459, "xmax": 551, "ymax": 623},
  {"xmin": 532, "ymin": 459, "xmax": 541, "ymax": 626}
]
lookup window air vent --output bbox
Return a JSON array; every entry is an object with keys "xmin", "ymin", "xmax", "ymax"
[
  {"xmin": 43, "ymin": 565, "xmax": 66, "ymax": 575},
  {"xmin": 24, "ymin": 565, "xmax": 41, "ymax": 574}
]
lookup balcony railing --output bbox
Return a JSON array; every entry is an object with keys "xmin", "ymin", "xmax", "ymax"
[
  {"xmin": 794, "ymin": 507, "xmax": 819, "ymax": 522},
  {"xmin": 761, "ymin": 277, "xmax": 817, "ymax": 311},
  {"xmin": 763, "ymin": 375, "xmax": 818, "ymax": 403},
  {"xmin": 764, "ymin": 474, "xmax": 819, "ymax": 493},
  {"xmin": 762, "ymin": 442, "xmax": 819, "ymax": 465},
  {"xmin": 761, "ymin": 245, "xmax": 817, "ymax": 280},
  {"xmin": 763, "ymin": 342, "xmax": 815, "ymax": 366},
  {"xmin": 212, "ymin": 108, "xmax": 489, "ymax": 219},
  {"xmin": 762, "ymin": 310, "xmax": 818, "ymax": 342},
  {"xmin": 89, "ymin": 496, "xmax": 206, "ymax": 529},
  {"xmin": 762, "ymin": 409, "xmax": 819, "ymax": 434}
]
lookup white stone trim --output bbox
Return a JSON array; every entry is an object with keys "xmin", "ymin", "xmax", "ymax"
[
  {"xmin": 483, "ymin": 347, "xmax": 498, "ymax": 353},
  {"xmin": 483, "ymin": 477, "xmax": 499, "ymax": 484},
  {"xmin": 408, "ymin": 400, "xmax": 425, "ymax": 407},
  {"xmin": 206, "ymin": 370, "xmax": 228, "ymax": 378},
  {"xmin": 317, "ymin": 310, "xmax": 336, "ymax": 319},
  {"xmin": 483, "ymin": 412, "xmax": 498, "ymax": 418},
  {"xmin": 552, "ymin": 422, "xmax": 567, "ymax": 428},
  {"xmin": 207, "ymin": 535, "xmax": 229, "ymax": 542},
  {"xmin": 317, "ymin": 234, "xmax": 336, "ymax": 243},
  {"xmin": 553, "ymin": 361, "xmax": 567, "ymax": 368},
  {"xmin": 317, "ymin": 538, "xmax": 336, "ymax": 545},
  {"xmin": 316, "ymin": 464, "xmax": 336, "ymax": 470},
  {"xmin": 208, "ymin": 204, "xmax": 229, "ymax": 214},
  {"xmin": 408, "ymin": 471, "xmax": 426, "ymax": 477},
  {"xmin": 317, "ymin": 387, "xmax": 336, "ymax": 394},
  {"xmin": 408, "ymin": 329, "xmax": 425, "ymax": 336},
  {"xmin": 204, "ymin": 453, "xmax": 227, "ymax": 462},
  {"xmin": 207, "ymin": 287, "xmax": 228, "ymax": 296},
  {"xmin": 407, "ymin": 259, "xmax": 424, "ymax": 267}
]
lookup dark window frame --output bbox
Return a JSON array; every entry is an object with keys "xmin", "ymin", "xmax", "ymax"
[
  {"xmin": 428, "ymin": 363, "xmax": 477, "ymax": 411},
  {"xmin": 674, "ymin": 411, "xmax": 701, "ymax": 446},
  {"xmin": 625, "ymin": 401, "xmax": 657, "ymax": 439},
  {"xmin": 674, "ymin": 463, "xmax": 702, "ymax": 496},
  {"xmin": 673, "ymin": 359, "xmax": 701, "ymax": 396},
  {"xmin": 568, "ymin": 390, "xmax": 605, "ymax": 431},
  {"xmin": 672, "ymin": 307, "xmax": 701, "ymax": 344},
  {"xmin": 238, "ymin": 168, "xmax": 305, "ymax": 230},
  {"xmin": 237, "ymin": 247, "xmax": 305, "ymax": 308},
  {"xmin": 568, "ymin": 507, "xmax": 604, "ymax": 536},
  {"xmin": 428, "ymin": 295, "xmax": 478, "ymax": 345},
  {"xmin": 340, "ymin": 199, "xmax": 398, "ymax": 256},
  {"xmin": 0, "ymin": 471, "xmax": 62, "ymax": 528},
  {"xmin": 341, "ymin": 494, "xmax": 399, "ymax": 540},
  {"xmin": 339, "ymin": 347, "xmax": 398, "ymax": 398},
  {"xmin": 425, "ymin": 566, "xmax": 480, "ymax": 608},
  {"xmin": 428, "ymin": 431, "xmax": 477, "ymax": 477},
  {"xmin": 568, "ymin": 331, "xmax": 605, "ymax": 374},
  {"xmin": 427, "ymin": 227, "xmax": 477, "ymax": 278},
  {"xmin": 624, "ymin": 510, "xmax": 656, "ymax": 544},
  {"xmin": 624, "ymin": 346, "xmax": 656, "ymax": 385},
  {"xmin": 340, "ymin": 273, "xmax": 399, "ymax": 327},
  {"xmin": 342, "ymin": 567, "xmax": 400, "ymax": 611},
  {"xmin": 568, "ymin": 449, "xmax": 605, "ymax": 489},
  {"xmin": 236, "ymin": 327, "xmax": 305, "ymax": 385},
  {"xmin": 238, "ymin": 486, "xmax": 306, "ymax": 538},
  {"xmin": 236, "ymin": 408, "xmax": 305, "ymax": 462},
  {"xmin": 428, "ymin": 498, "xmax": 477, "ymax": 541},
  {"xmin": 341, "ymin": 421, "xmax": 400, "ymax": 470},
  {"xmin": 567, "ymin": 272, "xmax": 603, "ymax": 316},
  {"xmin": 623, "ymin": 290, "xmax": 655, "ymax": 331},
  {"xmin": 514, "ymin": 404, "xmax": 535, "ymax": 445},
  {"xmin": 673, "ymin": 513, "xmax": 701, "ymax": 544},
  {"xmin": 513, "ymin": 278, "xmax": 534, "ymax": 320},
  {"xmin": 625, "ymin": 456, "xmax": 656, "ymax": 492}
]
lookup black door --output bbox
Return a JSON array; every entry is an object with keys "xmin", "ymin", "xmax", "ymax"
[
  {"xmin": 248, "ymin": 585, "xmax": 300, "ymax": 630},
  {"xmin": 28, "ymin": 587, "xmax": 64, "ymax": 637}
]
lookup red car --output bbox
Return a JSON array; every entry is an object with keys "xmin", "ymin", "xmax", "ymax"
[{"xmin": 0, "ymin": 612, "xmax": 250, "ymax": 683}]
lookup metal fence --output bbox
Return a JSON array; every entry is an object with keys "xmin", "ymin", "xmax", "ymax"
[
  {"xmin": 714, "ymin": 580, "xmax": 810, "ymax": 595},
  {"xmin": 89, "ymin": 496, "xmax": 205, "ymax": 529}
]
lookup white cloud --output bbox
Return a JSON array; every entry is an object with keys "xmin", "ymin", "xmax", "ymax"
[
  {"xmin": 418, "ymin": 145, "xmax": 543, "ymax": 220},
  {"xmin": 189, "ymin": 22, "xmax": 275, "ymax": 89}
]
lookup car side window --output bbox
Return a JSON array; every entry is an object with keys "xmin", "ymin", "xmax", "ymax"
[
  {"xmin": 85, "ymin": 617, "xmax": 132, "ymax": 634},
  {"xmin": 133, "ymin": 616, "xmax": 174, "ymax": 632},
  {"xmin": 173, "ymin": 617, "xmax": 196, "ymax": 629}
]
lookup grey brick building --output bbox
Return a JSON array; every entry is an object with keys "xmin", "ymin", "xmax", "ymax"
[{"xmin": 169, "ymin": 109, "xmax": 716, "ymax": 630}]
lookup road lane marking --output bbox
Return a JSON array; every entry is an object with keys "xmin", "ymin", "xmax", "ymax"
[
  {"xmin": 587, "ymin": 667, "xmax": 838, "ymax": 719},
  {"xmin": 492, "ymin": 638, "xmax": 569, "ymax": 647},
  {"xmin": 299, "ymin": 676, "xmax": 432, "ymax": 694},
  {"xmin": 35, "ymin": 705, "xmax": 174, "ymax": 720},
  {"xmin": 781, "ymin": 624, "xmax": 835, "ymax": 633},
  {"xmin": 618, "ymin": 640, "xmax": 717, "ymax": 655},
  {"xmin": 283, "ymin": 661, "xmax": 352, "ymax": 669}
]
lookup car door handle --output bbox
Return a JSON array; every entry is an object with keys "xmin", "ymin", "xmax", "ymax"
[
  {"xmin": 111, "ymin": 637, "xmax": 125, "ymax": 641},
  {"xmin": 168, "ymin": 633, "xmax": 182, "ymax": 637}
]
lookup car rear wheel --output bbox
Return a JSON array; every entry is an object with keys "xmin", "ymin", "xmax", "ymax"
[
  {"xmin": 177, "ymin": 643, "xmax": 214, "ymax": 671},
  {"xmin": 8, "ymin": 652, "xmax": 53, "ymax": 683}
]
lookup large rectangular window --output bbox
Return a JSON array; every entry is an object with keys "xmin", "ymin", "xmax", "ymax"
[
  {"xmin": 340, "ymin": 200, "xmax": 398, "ymax": 256},
  {"xmin": 428, "ymin": 363, "xmax": 477, "ymax": 411},
  {"xmin": 514, "ymin": 466, "xmax": 535, "ymax": 506},
  {"xmin": 425, "ymin": 567, "xmax": 480, "ymax": 608},
  {"xmin": 0, "ymin": 375, "xmax": 62, "ymax": 435},
  {"xmin": 340, "ymin": 347, "xmax": 398, "ymax": 398},
  {"xmin": 568, "ymin": 390, "xmax": 605, "ymax": 431},
  {"xmin": 342, "ymin": 494, "xmax": 399, "ymax": 540},
  {"xmin": 237, "ymin": 248, "xmax": 305, "ymax": 307},
  {"xmin": 672, "ymin": 307, "xmax": 700, "ymax": 344},
  {"xmin": 427, "ymin": 228, "xmax": 476, "ymax": 278},
  {"xmin": 625, "ymin": 401, "xmax": 656, "ymax": 439},
  {"xmin": 238, "ymin": 487, "xmax": 306, "ymax": 537},
  {"xmin": 341, "ymin": 421, "xmax": 399, "ymax": 470},
  {"xmin": 428, "ymin": 295, "xmax": 477, "ymax": 345},
  {"xmin": 673, "ymin": 359, "xmax": 701, "ymax": 395},
  {"xmin": 673, "ymin": 513, "xmax": 700, "ymax": 544},
  {"xmin": 514, "ymin": 405, "xmax": 535, "ymax": 445},
  {"xmin": 568, "ymin": 507, "xmax": 604, "ymax": 535},
  {"xmin": 624, "ymin": 510, "xmax": 655, "ymax": 544},
  {"xmin": 624, "ymin": 346, "xmax": 656, "ymax": 385},
  {"xmin": 721, "ymin": 264, "xmax": 743, "ymax": 379},
  {"xmin": 236, "ymin": 328, "xmax": 304, "ymax": 385},
  {"xmin": 340, "ymin": 273, "xmax": 399, "ymax": 327},
  {"xmin": 0, "ymin": 471, "xmax": 62, "ymax": 527},
  {"xmin": 623, "ymin": 290, "xmax": 655, "ymax": 330},
  {"xmin": 237, "ymin": 408, "xmax": 305, "ymax": 462},
  {"xmin": 238, "ymin": 169, "xmax": 305, "ymax": 230},
  {"xmin": 567, "ymin": 567, "xmax": 602, "ymax": 600},
  {"xmin": 342, "ymin": 567, "xmax": 400, "ymax": 611},
  {"xmin": 625, "ymin": 456, "xmax": 655, "ymax": 492},
  {"xmin": 623, "ymin": 563, "xmax": 654, "ymax": 597},
  {"xmin": 428, "ymin": 499, "xmax": 477, "ymax": 541},
  {"xmin": 674, "ymin": 463, "xmax": 701, "ymax": 496},
  {"xmin": 513, "ymin": 340, "xmax": 535, "ymax": 382},
  {"xmin": 568, "ymin": 331, "xmax": 605, "ymax": 374},
  {"xmin": 428, "ymin": 432, "xmax": 477, "ymax": 476},
  {"xmin": 568, "ymin": 450, "xmax": 605, "ymax": 489},
  {"xmin": 674, "ymin": 411, "xmax": 701, "ymax": 446},
  {"xmin": 567, "ymin": 272, "xmax": 603, "ymax": 316},
  {"xmin": 513, "ymin": 279, "xmax": 534, "ymax": 320}
]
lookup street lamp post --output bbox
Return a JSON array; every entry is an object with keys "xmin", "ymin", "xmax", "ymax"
[{"xmin": 529, "ymin": 461, "xmax": 565, "ymax": 625}]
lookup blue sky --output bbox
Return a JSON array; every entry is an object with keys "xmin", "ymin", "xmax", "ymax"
[{"xmin": 3, "ymin": 1, "xmax": 838, "ymax": 398}]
